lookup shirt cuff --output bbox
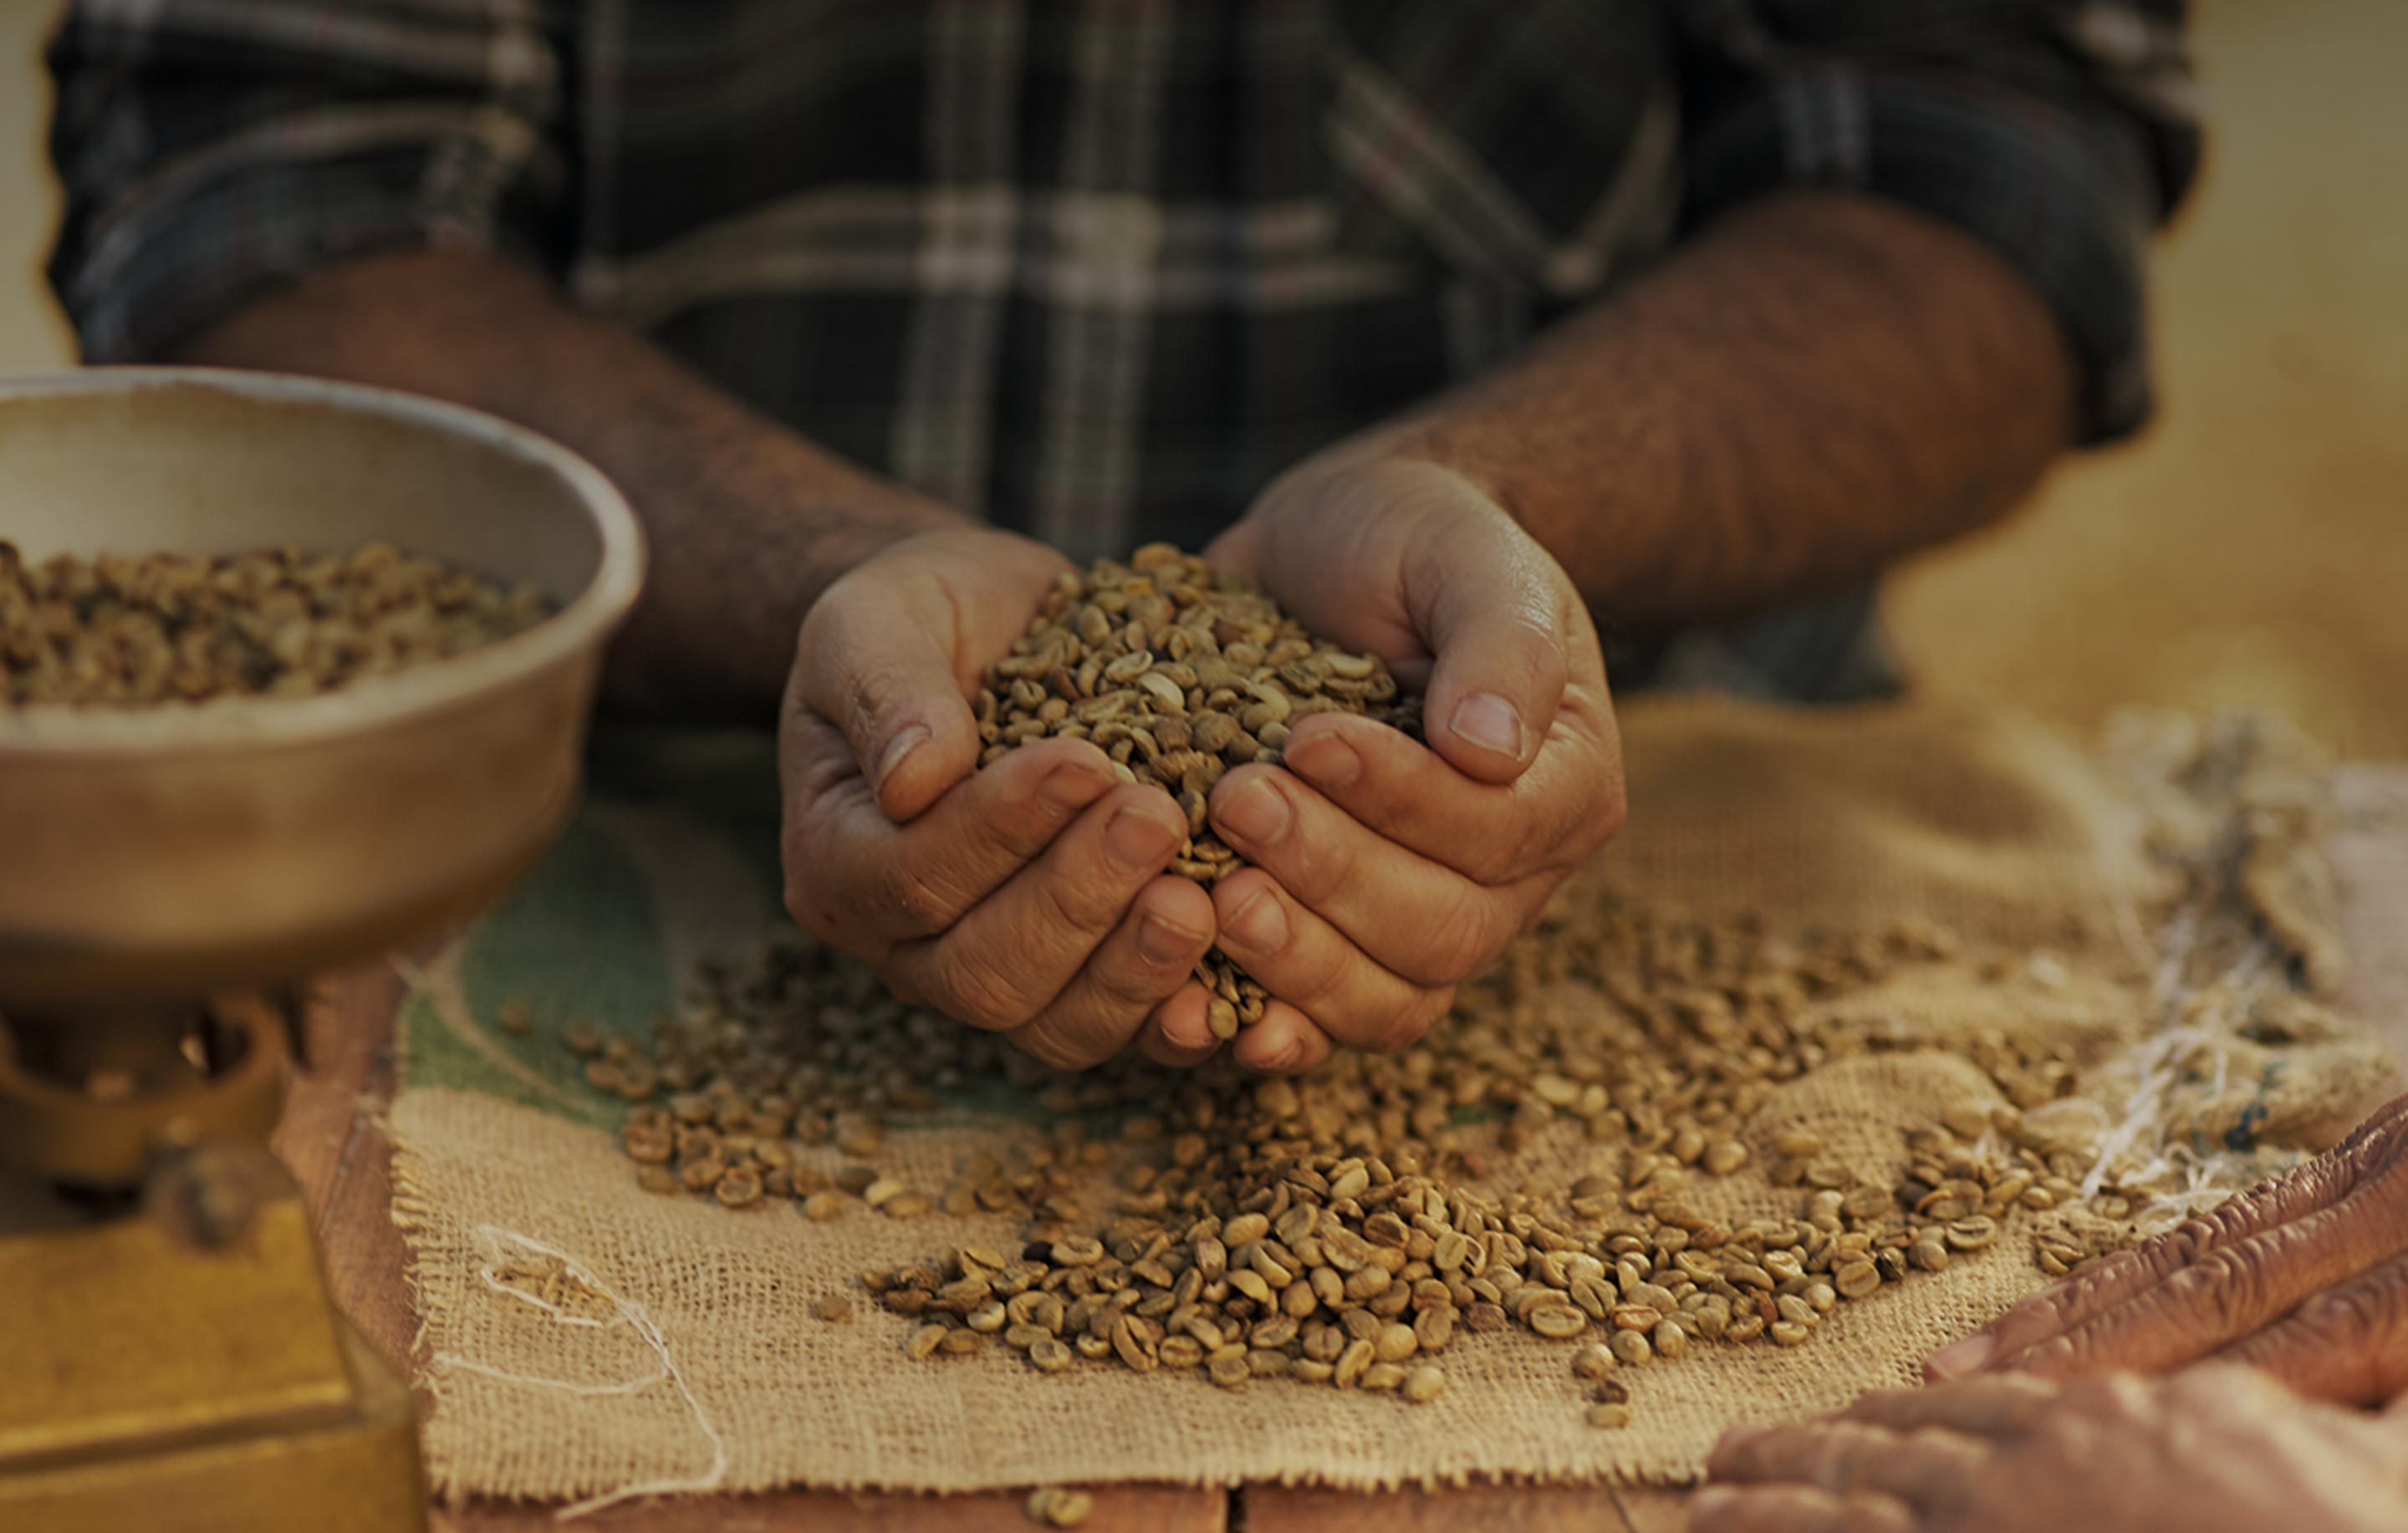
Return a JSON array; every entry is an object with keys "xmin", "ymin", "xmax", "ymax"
[{"xmin": 1684, "ymin": 66, "xmax": 2160, "ymax": 445}]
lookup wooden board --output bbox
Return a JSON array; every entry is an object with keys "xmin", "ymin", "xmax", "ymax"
[
  {"xmin": 424, "ymin": 1485, "xmax": 1221, "ymax": 1533},
  {"xmin": 276, "ymin": 768, "xmax": 2408, "ymax": 1532},
  {"xmin": 1244, "ymin": 1486, "xmax": 1662, "ymax": 1533}
]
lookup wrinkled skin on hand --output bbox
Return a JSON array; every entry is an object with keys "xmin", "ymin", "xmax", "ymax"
[
  {"xmin": 1926, "ymin": 1092, "xmax": 2408, "ymax": 1403},
  {"xmin": 1190, "ymin": 456, "xmax": 1626, "ymax": 1073},
  {"xmin": 779, "ymin": 527, "xmax": 1217, "ymax": 1072},
  {"xmin": 1699, "ymin": 1367, "xmax": 2408, "ymax": 1533}
]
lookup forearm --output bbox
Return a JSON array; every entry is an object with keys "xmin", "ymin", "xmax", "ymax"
[
  {"xmin": 1380, "ymin": 193, "xmax": 2079, "ymax": 629},
  {"xmin": 171, "ymin": 249, "xmax": 971, "ymax": 714}
]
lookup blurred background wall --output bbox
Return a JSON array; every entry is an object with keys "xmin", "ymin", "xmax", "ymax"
[
  {"xmin": 3, "ymin": 1, "xmax": 2400, "ymax": 752},
  {"xmin": 2, "ymin": 2, "xmax": 68, "ymax": 373}
]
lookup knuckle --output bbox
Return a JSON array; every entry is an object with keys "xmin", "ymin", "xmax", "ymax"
[
  {"xmin": 1504, "ymin": 801, "xmax": 1584, "ymax": 885},
  {"xmin": 1841, "ymin": 1492, "xmax": 1912, "ymax": 1533},
  {"xmin": 1363, "ymin": 988, "xmax": 1451, "ymax": 1055},
  {"xmin": 1097, "ymin": 934, "xmax": 1181, "ymax": 1010},
  {"xmin": 1416, "ymin": 885, "xmax": 1512, "ymax": 986},
  {"xmin": 1287, "ymin": 927, "xmax": 1358, "ymax": 1011},
  {"xmin": 2297, "ymin": 1283, "xmax": 2385, "ymax": 1348},
  {"xmin": 2160, "ymin": 1213, "xmax": 2223, "ymax": 1266},
  {"xmin": 2069, "ymin": 1371, "xmax": 2154, "ymax": 1426},
  {"xmin": 2048, "ymin": 1262, "xmax": 2126, "ymax": 1320},
  {"xmin": 936, "ymin": 953, "xmax": 1038, "ymax": 1032},
  {"xmin": 837, "ymin": 652, "xmax": 901, "ymax": 733},
  {"xmin": 2016, "ymin": 1334, "xmax": 2082, "ymax": 1379},
  {"xmin": 1013, "ymin": 1022, "xmax": 1104, "ymax": 1074},
  {"xmin": 1304, "ymin": 818, "xmax": 1362, "ymax": 906},
  {"xmin": 1899, "ymin": 1424, "xmax": 1966, "ymax": 1459},
  {"xmin": 980, "ymin": 751, "xmax": 1098, "ymax": 856},
  {"xmin": 1029, "ymin": 860, "xmax": 1106, "ymax": 936},
  {"xmin": 1840, "ymin": 1388, "xmax": 1913, "ymax": 1422},
  {"xmin": 884, "ymin": 865, "xmax": 957, "ymax": 935},
  {"xmin": 1462, "ymin": 812, "xmax": 1528, "ymax": 887},
  {"xmin": 2186, "ymin": 1243, "xmax": 2273, "ymax": 1330}
]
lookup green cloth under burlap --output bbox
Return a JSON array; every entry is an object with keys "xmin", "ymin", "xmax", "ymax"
[{"xmin": 389, "ymin": 699, "xmax": 2395, "ymax": 1508}]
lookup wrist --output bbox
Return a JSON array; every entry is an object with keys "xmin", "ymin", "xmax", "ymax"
[{"xmin": 610, "ymin": 436, "xmax": 977, "ymax": 717}]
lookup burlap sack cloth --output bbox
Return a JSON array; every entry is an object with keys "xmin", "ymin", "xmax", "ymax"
[{"xmin": 387, "ymin": 698, "xmax": 2398, "ymax": 1507}]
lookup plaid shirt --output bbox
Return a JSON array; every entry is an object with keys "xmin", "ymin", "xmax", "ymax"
[{"xmin": 47, "ymin": 1, "xmax": 2196, "ymax": 702}]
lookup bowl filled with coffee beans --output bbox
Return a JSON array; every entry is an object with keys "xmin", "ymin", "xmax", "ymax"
[{"xmin": 0, "ymin": 368, "xmax": 644, "ymax": 1004}]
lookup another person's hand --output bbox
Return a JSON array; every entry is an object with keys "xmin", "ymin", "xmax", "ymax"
[
  {"xmin": 1195, "ymin": 455, "xmax": 1625, "ymax": 1072},
  {"xmin": 1697, "ymin": 1367, "xmax": 2408, "ymax": 1533},
  {"xmin": 1924, "ymin": 1092, "xmax": 2408, "ymax": 1403},
  {"xmin": 779, "ymin": 527, "xmax": 1217, "ymax": 1071}
]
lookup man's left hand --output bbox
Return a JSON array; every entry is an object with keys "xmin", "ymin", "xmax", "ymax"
[{"xmin": 1183, "ymin": 454, "xmax": 1625, "ymax": 1072}]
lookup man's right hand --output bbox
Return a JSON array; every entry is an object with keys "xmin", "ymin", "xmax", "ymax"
[{"xmin": 778, "ymin": 527, "xmax": 1220, "ymax": 1071}]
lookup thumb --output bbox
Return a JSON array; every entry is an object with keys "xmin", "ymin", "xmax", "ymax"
[
  {"xmin": 794, "ymin": 573, "xmax": 981, "ymax": 823},
  {"xmin": 1402, "ymin": 491, "xmax": 1572, "ymax": 785}
]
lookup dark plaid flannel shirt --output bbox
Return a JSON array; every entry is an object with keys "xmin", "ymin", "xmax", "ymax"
[{"xmin": 47, "ymin": 1, "xmax": 2197, "ymax": 703}]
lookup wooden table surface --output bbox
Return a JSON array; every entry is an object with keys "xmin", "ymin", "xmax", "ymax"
[{"xmin": 270, "ymin": 767, "xmax": 2408, "ymax": 1533}]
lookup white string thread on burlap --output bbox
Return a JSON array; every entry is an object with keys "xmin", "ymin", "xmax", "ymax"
[
  {"xmin": 426, "ymin": 1224, "xmax": 730, "ymax": 1520},
  {"xmin": 2077, "ymin": 894, "xmax": 2285, "ymax": 1224}
]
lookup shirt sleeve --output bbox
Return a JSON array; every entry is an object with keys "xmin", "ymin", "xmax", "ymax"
[
  {"xmin": 46, "ymin": 0, "xmax": 575, "ymax": 364},
  {"xmin": 1676, "ymin": 0, "xmax": 2201, "ymax": 444}
]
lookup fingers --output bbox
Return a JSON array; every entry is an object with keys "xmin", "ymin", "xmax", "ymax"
[
  {"xmin": 1007, "ymin": 878, "xmax": 1218, "ymax": 1071},
  {"xmin": 1281, "ymin": 711, "xmax": 1624, "ymax": 890},
  {"xmin": 1691, "ymin": 1485, "xmax": 1916, "ymax": 1533},
  {"xmin": 1931, "ymin": 1109, "xmax": 2408, "ymax": 1380},
  {"xmin": 881, "ymin": 784, "xmax": 1189, "ymax": 1034},
  {"xmin": 1392, "ymin": 480, "xmax": 1575, "ymax": 783},
  {"xmin": 1210, "ymin": 867, "xmax": 1454, "ymax": 1054},
  {"xmin": 1206, "ymin": 761, "xmax": 1525, "ymax": 986},
  {"xmin": 1227, "ymin": 1000, "xmax": 1338, "ymax": 1075},
  {"xmin": 1838, "ymin": 1377, "xmax": 2057, "ymax": 1438},
  {"xmin": 1710, "ymin": 1420, "xmax": 1986, "ymax": 1510},
  {"xmin": 1977, "ymin": 1139, "xmax": 2408, "ymax": 1382},
  {"xmin": 782, "ymin": 719, "xmax": 1122, "ymax": 949},
  {"xmin": 1200, "ymin": 517, "xmax": 1264, "ymax": 586},
  {"xmin": 1135, "ymin": 986, "xmax": 1224, "ymax": 1068},
  {"xmin": 2212, "ymin": 1248, "xmax": 2408, "ymax": 1406},
  {"xmin": 792, "ymin": 567, "xmax": 984, "ymax": 822}
]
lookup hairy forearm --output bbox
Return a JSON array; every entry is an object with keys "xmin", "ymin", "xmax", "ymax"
[
  {"xmin": 1384, "ymin": 193, "xmax": 2079, "ymax": 629},
  {"xmin": 171, "ymin": 249, "xmax": 969, "ymax": 714}
]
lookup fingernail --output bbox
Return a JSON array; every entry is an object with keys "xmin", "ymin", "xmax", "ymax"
[
  {"xmin": 1223, "ymin": 887, "xmax": 1288, "ymax": 951},
  {"xmin": 1447, "ymin": 693, "xmax": 1524, "ymax": 759},
  {"xmin": 1139, "ymin": 911, "xmax": 1203, "ymax": 965},
  {"xmin": 1717, "ymin": 1424, "xmax": 1766, "ymax": 1451},
  {"xmin": 1161, "ymin": 1001, "xmax": 1214, "ymax": 1052},
  {"xmin": 1105, "ymin": 806, "xmax": 1181, "ymax": 871},
  {"xmin": 1691, "ymin": 1487, "xmax": 1737, "ymax": 1518},
  {"xmin": 1288, "ymin": 733, "xmax": 1361, "ymax": 791},
  {"xmin": 1040, "ymin": 763, "xmax": 1110, "ymax": 814},
  {"xmin": 874, "ymin": 723, "xmax": 930, "ymax": 791},
  {"xmin": 1257, "ymin": 1039, "xmax": 1303, "ymax": 1073},
  {"xmin": 1926, "ymin": 1332, "xmax": 1995, "ymax": 1380},
  {"xmin": 1215, "ymin": 775, "xmax": 1291, "ymax": 848}
]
